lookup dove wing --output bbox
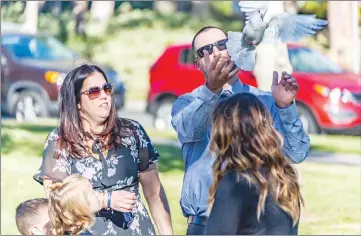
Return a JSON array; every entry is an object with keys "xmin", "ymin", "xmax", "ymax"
[
  {"xmin": 238, "ymin": 1, "xmax": 269, "ymax": 22},
  {"xmin": 227, "ymin": 31, "xmax": 256, "ymax": 71},
  {"xmin": 262, "ymin": 13, "xmax": 328, "ymax": 44}
]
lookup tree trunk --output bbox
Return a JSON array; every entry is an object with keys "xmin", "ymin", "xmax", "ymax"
[
  {"xmin": 73, "ymin": 0, "xmax": 88, "ymax": 36},
  {"xmin": 328, "ymin": 1, "xmax": 358, "ymax": 73},
  {"xmin": 50, "ymin": 0, "xmax": 62, "ymax": 17},
  {"xmin": 23, "ymin": 1, "xmax": 39, "ymax": 34},
  {"xmin": 89, "ymin": 0, "xmax": 114, "ymax": 35},
  {"xmin": 153, "ymin": 1, "xmax": 176, "ymax": 14},
  {"xmin": 176, "ymin": 1, "xmax": 192, "ymax": 12},
  {"xmin": 38, "ymin": 0, "xmax": 46, "ymax": 11},
  {"xmin": 191, "ymin": 1, "xmax": 209, "ymax": 18},
  {"xmin": 253, "ymin": 1, "xmax": 293, "ymax": 91},
  {"xmin": 284, "ymin": 0, "xmax": 297, "ymax": 14}
]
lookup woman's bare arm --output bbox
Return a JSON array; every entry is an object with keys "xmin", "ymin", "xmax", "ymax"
[{"xmin": 139, "ymin": 163, "xmax": 173, "ymax": 235}]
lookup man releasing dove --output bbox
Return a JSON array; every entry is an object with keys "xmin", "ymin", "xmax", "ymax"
[{"xmin": 227, "ymin": 1, "xmax": 328, "ymax": 71}]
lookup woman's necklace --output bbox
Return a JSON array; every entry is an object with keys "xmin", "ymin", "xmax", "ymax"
[{"xmin": 84, "ymin": 132, "xmax": 108, "ymax": 161}]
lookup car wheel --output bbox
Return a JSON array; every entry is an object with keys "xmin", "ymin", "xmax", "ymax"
[
  {"xmin": 153, "ymin": 98, "xmax": 176, "ymax": 130},
  {"xmin": 296, "ymin": 104, "xmax": 319, "ymax": 134},
  {"xmin": 13, "ymin": 91, "xmax": 49, "ymax": 122}
]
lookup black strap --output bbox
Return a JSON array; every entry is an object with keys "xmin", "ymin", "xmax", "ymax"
[
  {"xmin": 96, "ymin": 209, "xmax": 134, "ymax": 229},
  {"xmin": 187, "ymin": 215, "xmax": 208, "ymax": 226}
]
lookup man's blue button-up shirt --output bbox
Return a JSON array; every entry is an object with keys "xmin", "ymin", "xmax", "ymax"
[{"xmin": 171, "ymin": 80, "xmax": 310, "ymax": 218}]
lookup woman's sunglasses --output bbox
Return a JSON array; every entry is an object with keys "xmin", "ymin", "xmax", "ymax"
[
  {"xmin": 194, "ymin": 39, "xmax": 228, "ymax": 59},
  {"xmin": 80, "ymin": 83, "xmax": 113, "ymax": 100}
]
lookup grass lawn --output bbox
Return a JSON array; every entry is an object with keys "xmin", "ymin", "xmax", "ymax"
[
  {"xmin": 1, "ymin": 121, "xmax": 361, "ymax": 235},
  {"xmin": 310, "ymin": 134, "xmax": 361, "ymax": 155}
]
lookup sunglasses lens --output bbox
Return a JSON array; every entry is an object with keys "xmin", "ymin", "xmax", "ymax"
[
  {"xmin": 197, "ymin": 49, "xmax": 204, "ymax": 58},
  {"xmin": 104, "ymin": 83, "xmax": 113, "ymax": 95},
  {"xmin": 217, "ymin": 40, "xmax": 227, "ymax": 51},
  {"xmin": 197, "ymin": 45, "xmax": 213, "ymax": 58},
  {"xmin": 205, "ymin": 45, "xmax": 213, "ymax": 55},
  {"xmin": 88, "ymin": 87, "xmax": 101, "ymax": 100}
]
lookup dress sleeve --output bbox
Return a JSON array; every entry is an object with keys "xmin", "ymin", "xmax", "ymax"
[
  {"xmin": 33, "ymin": 130, "xmax": 71, "ymax": 184},
  {"xmin": 204, "ymin": 172, "xmax": 250, "ymax": 235},
  {"xmin": 136, "ymin": 123, "xmax": 160, "ymax": 172}
]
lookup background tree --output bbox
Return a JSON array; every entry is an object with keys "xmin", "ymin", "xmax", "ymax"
[{"xmin": 23, "ymin": 1, "xmax": 39, "ymax": 34}]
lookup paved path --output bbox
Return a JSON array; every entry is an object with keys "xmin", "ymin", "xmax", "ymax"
[{"xmin": 151, "ymin": 138, "xmax": 361, "ymax": 166}]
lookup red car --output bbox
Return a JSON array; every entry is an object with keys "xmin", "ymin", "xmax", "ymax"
[{"xmin": 146, "ymin": 43, "xmax": 361, "ymax": 135}]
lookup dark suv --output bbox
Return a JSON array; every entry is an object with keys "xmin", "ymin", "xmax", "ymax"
[{"xmin": 1, "ymin": 25, "xmax": 125, "ymax": 122}]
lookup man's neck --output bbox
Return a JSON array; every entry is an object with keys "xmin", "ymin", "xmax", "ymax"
[{"xmin": 223, "ymin": 75, "xmax": 239, "ymax": 91}]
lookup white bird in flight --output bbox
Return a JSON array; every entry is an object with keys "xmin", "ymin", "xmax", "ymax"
[{"xmin": 227, "ymin": 1, "xmax": 328, "ymax": 71}]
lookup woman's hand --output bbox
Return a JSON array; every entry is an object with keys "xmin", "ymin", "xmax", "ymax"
[
  {"xmin": 111, "ymin": 190, "xmax": 137, "ymax": 212},
  {"xmin": 99, "ymin": 190, "xmax": 137, "ymax": 212},
  {"xmin": 110, "ymin": 190, "xmax": 137, "ymax": 212}
]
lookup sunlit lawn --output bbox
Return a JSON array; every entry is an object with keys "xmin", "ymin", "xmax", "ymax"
[{"xmin": 1, "ymin": 121, "xmax": 360, "ymax": 235}]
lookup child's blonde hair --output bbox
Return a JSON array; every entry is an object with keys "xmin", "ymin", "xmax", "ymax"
[{"xmin": 48, "ymin": 174, "xmax": 99, "ymax": 235}]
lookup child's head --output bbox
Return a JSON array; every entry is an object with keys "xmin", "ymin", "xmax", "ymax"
[
  {"xmin": 48, "ymin": 174, "xmax": 101, "ymax": 235},
  {"xmin": 16, "ymin": 198, "xmax": 51, "ymax": 235}
]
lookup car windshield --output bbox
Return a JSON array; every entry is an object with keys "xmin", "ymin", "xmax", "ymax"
[
  {"xmin": 1, "ymin": 34, "xmax": 75, "ymax": 61},
  {"xmin": 288, "ymin": 47, "xmax": 344, "ymax": 73}
]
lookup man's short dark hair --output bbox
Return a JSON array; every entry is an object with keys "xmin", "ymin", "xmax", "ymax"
[
  {"xmin": 191, "ymin": 26, "xmax": 228, "ymax": 53},
  {"xmin": 16, "ymin": 198, "xmax": 49, "ymax": 235}
]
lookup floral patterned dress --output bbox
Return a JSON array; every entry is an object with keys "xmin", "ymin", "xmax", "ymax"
[{"xmin": 33, "ymin": 119, "xmax": 158, "ymax": 235}]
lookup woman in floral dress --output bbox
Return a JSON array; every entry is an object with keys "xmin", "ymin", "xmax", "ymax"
[{"xmin": 33, "ymin": 64, "xmax": 173, "ymax": 235}]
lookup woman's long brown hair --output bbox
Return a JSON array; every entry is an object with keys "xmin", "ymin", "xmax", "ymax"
[
  {"xmin": 209, "ymin": 93, "xmax": 304, "ymax": 226},
  {"xmin": 56, "ymin": 64, "xmax": 132, "ymax": 159}
]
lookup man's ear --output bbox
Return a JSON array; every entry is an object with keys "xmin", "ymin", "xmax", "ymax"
[
  {"xmin": 30, "ymin": 226, "xmax": 44, "ymax": 235},
  {"xmin": 193, "ymin": 58, "xmax": 200, "ymax": 68}
]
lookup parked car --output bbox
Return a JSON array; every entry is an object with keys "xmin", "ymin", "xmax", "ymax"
[
  {"xmin": 146, "ymin": 43, "xmax": 361, "ymax": 135},
  {"xmin": 1, "ymin": 23, "xmax": 125, "ymax": 122}
]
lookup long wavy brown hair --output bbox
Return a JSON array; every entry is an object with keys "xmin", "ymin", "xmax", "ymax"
[
  {"xmin": 48, "ymin": 174, "xmax": 100, "ymax": 235},
  {"xmin": 209, "ymin": 93, "xmax": 304, "ymax": 226},
  {"xmin": 56, "ymin": 64, "xmax": 133, "ymax": 159}
]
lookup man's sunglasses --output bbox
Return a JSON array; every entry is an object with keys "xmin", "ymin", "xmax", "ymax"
[
  {"xmin": 195, "ymin": 39, "xmax": 228, "ymax": 59},
  {"xmin": 80, "ymin": 83, "xmax": 113, "ymax": 100}
]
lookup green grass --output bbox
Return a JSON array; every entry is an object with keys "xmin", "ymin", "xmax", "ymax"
[
  {"xmin": 310, "ymin": 134, "xmax": 361, "ymax": 155},
  {"xmin": 1, "ymin": 121, "xmax": 361, "ymax": 235}
]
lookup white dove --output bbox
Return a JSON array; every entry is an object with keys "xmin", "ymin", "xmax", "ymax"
[{"xmin": 227, "ymin": 1, "xmax": 328, "ymax": 71}]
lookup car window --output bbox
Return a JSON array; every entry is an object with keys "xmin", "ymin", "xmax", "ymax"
[
  {"xmin": 180, "ymin": 49, "xmax": 195, "ymax": 65},
  {"xmin": 288, "ymin": 47, "xmax": 344, "ymax": 73},
  {"xmin": 1, "ymin": 34, "xmax": 75, "ymax": 61}
]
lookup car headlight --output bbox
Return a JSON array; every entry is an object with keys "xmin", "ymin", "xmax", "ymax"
[
  {"xmin": 341, "ymin": 89, "xmax": 358, "ymax": 104},
  {"xmin": 313, "ymin": 84, "xmax": 330, "ymax": 97},
  {"xmin": 329, "ymin": 88, "xmax": 341, "ymax": 104},
  {"xmin": 56, "ymin": 73, "xmax": 67, "ymax": 86},
  {"xmin": 313, "ymin": 85, "xmax": 357, "ymax": 104},
  {"xmin": 45, "ymin": 71, "xmax": 66, "ymax": 86}
]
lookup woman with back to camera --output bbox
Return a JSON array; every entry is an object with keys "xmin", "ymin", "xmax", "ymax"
[
  {"xmin": 204, "ymin": 93, "xmax": 304, "ymax": 235},
  {"xmin": 33, "ymin": 64, "xmax": 173, "ymax": 235}
]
